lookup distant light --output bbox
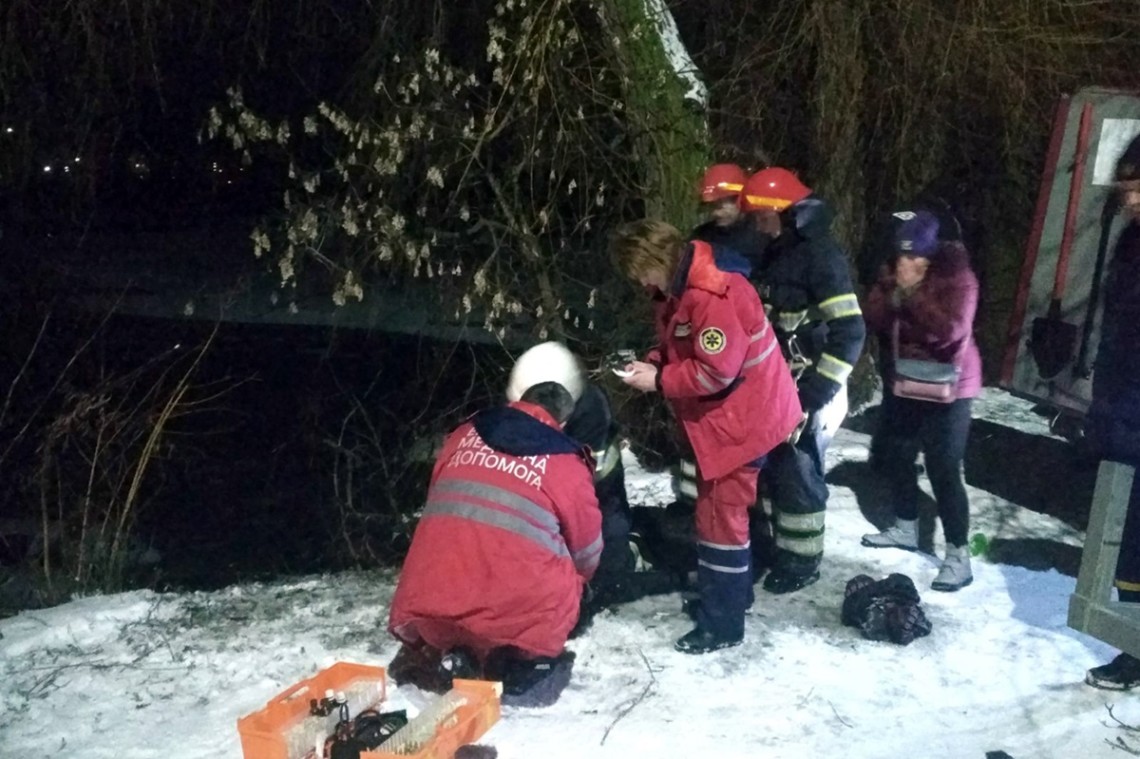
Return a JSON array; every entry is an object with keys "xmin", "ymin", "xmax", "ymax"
[
  {"xmin": 63, "ymin": 166, "xmax": 70, "ymax": 173},
  {"xmin": 4, "ymin": 127, "xmax": 12, "ymax": 133},
  {"xmin": 74, "ymin": 156, "xmax": 81, "ymax": 163},
  {"xmin": 42, "ymin": 165, "xmax": 51, "ymax": 173}
]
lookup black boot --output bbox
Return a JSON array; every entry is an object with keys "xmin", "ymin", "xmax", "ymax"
[
  {"xmin": 762, "ymin": 566, "xmax": 821, "ymax": 594},
  {"xmin": 762, "ymin": 551, "xmax": 821, "ymax": 595},
  {"xmin": 487, "ymin": 650, "xmax": 576, "ymax": 707},
  {"xmin": 1086, "ymin": 653, "xmax": 1140, "ymax": 691},
  {"xmin": 674, "ymin": 626, "xmax": 743, "ymax": 654},
  {"xmin": 388, "ymin": 643, "xmax": 450, "ymax": 693},
  {"xmin": 748, "ymin": 505, "xmax": 777, "ymax": 582},
  {"xmin": 439, "ymin": 647, "xmax": 481, "ymax": 683}
]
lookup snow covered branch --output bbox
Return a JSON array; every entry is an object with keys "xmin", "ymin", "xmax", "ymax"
[{"xmin": 642, "ymin": 0, "xmax": 707, "ymax": 108}]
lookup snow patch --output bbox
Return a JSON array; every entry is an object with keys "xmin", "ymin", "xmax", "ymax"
[
  {"xmin": 1, "ymin": 387, "xmax": 1136, "ymax": 758},
  {"xmin": 643, "ymin": 0, "xmax": 707, "ymax": 107}
]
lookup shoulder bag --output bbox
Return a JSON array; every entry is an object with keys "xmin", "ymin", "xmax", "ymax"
[{"xmin": 891, "ymin": 318, "xmax": 960, "ymax": 403}]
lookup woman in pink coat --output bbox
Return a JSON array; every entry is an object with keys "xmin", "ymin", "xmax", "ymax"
[{"xmin": 860, "ymin": 210, "xmax": 981, "ymax": 592}]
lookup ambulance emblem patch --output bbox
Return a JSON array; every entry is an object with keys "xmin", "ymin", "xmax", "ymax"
[{"xmin": 699, "ymin": 327, "xmax": 726, "ymax": 354}]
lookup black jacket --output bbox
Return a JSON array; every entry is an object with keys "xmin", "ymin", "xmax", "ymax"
[
  {"xmin": 690, "ymin": 218, "xmax": 769, "ymax": 270},
  {"xmin": 564, "ymin": 383, "xmax": 622, "ymax": 482},
  {"xmin": 1088, "ymin": 221, "xmax": 1140, "ymax": 466},
  {"xmin": 754, "ymin": 197, "xmax": 866, "ymax": 411}
]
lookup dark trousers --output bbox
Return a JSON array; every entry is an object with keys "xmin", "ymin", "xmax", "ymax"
[
  {"xmin": 694, "ymin": 465, "xmax": 758, "ymax": 639},
  {"xmin": 879, "ymin": 394, "xmax": 973, "ymax": 547},
  {"xmin": 587, "ymin": 464, "xmax": 684, "ymax": 609},
  {"xmin": 763, "ymin": 414, "xmax": 831, "ymax": 571},
  {"xmin": 595, "ymin": 464, "xmax": 634, "ymax": 580}
]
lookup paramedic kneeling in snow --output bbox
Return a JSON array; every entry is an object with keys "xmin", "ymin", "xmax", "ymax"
[
  {"xmin": 610, "ymin": 219, "xmax": 803, "ymax": 654},
  {"xmin": 387, "ymin": 380, "xmax": 602, "ymax": 694}
]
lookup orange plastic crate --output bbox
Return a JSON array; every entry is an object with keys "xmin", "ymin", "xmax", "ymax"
[
  {"xmin": 238, "ymin": 663, "xmax": 501, "ymax": 759},
  {"xmin": 237, "ymin": 662, "xmax": 387, "ymax": 759}
]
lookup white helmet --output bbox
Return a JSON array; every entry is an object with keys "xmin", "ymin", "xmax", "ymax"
[{"xmin": 506, "ymin": 341, "xmax": 585, "ymax": 404}]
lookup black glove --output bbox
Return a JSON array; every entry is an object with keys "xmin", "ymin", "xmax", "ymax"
[{"xmin": 797, "ymin": 372, "xmax": 836, "ymax": 414}]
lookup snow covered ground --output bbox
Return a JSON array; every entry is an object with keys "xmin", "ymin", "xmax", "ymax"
[{"xmin": 3, "ymin": 388, "xmax": 1139, "ymax": 758}]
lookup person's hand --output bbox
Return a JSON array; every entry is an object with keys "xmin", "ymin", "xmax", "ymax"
[
  {"xmin": 797, "ymin": 373, "xmax": 835, "ymax": 413},
  {"xmin": 895, "ymin": 255, "xmax": 928, "ymax": 290},
  {"xmin": 621, "ymin": 360, "xmax": 659, "ymax": 393}
]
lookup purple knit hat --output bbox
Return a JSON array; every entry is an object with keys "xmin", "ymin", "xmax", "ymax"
[{"xmin": 895, "ymin": 210, "xmax": 941, "ymax": 257}]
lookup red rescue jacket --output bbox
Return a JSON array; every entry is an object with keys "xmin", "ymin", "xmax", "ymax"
[
  {"xmin": 388, "ymin": 401, "xmax": 602, "ymax": 660},
  {"xmin": 650, "ymin": 241, "xmax": 803, "ymax": 480}
]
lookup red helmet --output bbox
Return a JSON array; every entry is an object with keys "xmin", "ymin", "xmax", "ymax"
[
  {"xmin": 740, "ymin": 168, "xmax": 811, "ymax": 212},
  {"xmin": 698, "ymin": 164, "xmax": 747, "ymax": 203}
]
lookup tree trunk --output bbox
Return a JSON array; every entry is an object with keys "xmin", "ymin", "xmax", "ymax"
[
  {"xmin": 598, "ymin": 0, "xmax": 711, "ymax": 229},
  {"xmin": 807, "ymin": 0, "xmax": 867, "ymax": 255}
]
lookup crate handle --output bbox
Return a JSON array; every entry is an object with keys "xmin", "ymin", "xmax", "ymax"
[{"xmin": 281, "ymin": 684, "xmax": 312, "ymax": 703}]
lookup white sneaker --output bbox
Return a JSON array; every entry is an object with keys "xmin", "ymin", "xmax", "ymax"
[
  {"xmin": 860, "ymin": 519, "xmax": 918, "ymax": 550},
  {"xmin": 931, "ymin": 544, "xmax": 973, "ymax": 591}
]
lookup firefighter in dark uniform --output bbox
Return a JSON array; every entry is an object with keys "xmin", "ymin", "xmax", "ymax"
[
  {"xmin": 691, "ymin": 163, "xmax": 769, "ymax": 258},
  {"xmin": 738, "ymin": 167, "xmax": 867, "ymax": 594}
]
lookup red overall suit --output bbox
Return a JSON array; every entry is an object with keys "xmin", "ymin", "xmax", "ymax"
[{"xmin": 650, "ymin": 240, "xmax": 802, "ymax": 637}]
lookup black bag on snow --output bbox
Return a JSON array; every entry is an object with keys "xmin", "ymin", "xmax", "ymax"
[{"xmin": 841, "ymin": 573, "xmax": 932, "ymax": 645}]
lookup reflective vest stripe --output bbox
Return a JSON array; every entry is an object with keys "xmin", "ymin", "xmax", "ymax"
[
  {"xmin": 595, "ymin": 441, "xmax": 622, "ymax": 480},
  {"xmin": 776, "ymin": 511, "xmax": 826, "ymax": 532},
  {"xmin": 774, "ymin": 510, "xmax": 825, "ymax": 557},
  {"xmin": 424, "ymin": 498, "xmax": 570, "ymax": 559},
  {"xmin": 743, "ymin": 337, "xmax": 780, "ymax": 369},
  {"xmin": 696, "ymin": 365, "xmax": 736, "ymax": 391},
  {"xmin": 698, "ymin": 559, "xmax": 751, "ymax": 574},
  {"xmin": 818, "ymin": 293, "xmax": 862, "ymax": 321},
  {"xmin": 697, "ymin": 541, "xmax": 751, "ymax": 574},
  {"xmin": 774, "ymin": 531, "xmax": 825, "ymax": 556},
  {"xmin": 431, "ymin": 479, "xmax": 559, "ymax": 534},
  {"xmin": 573, "ymin": 535, "xmax": 604, "ymax": 575},
  {"xmin": 816, "ymin": 352, "xmax": 854, "ymax": 383},
  {"xmin": 694, "ymin": 367, "xmax": 724, "ymax": 393}
]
